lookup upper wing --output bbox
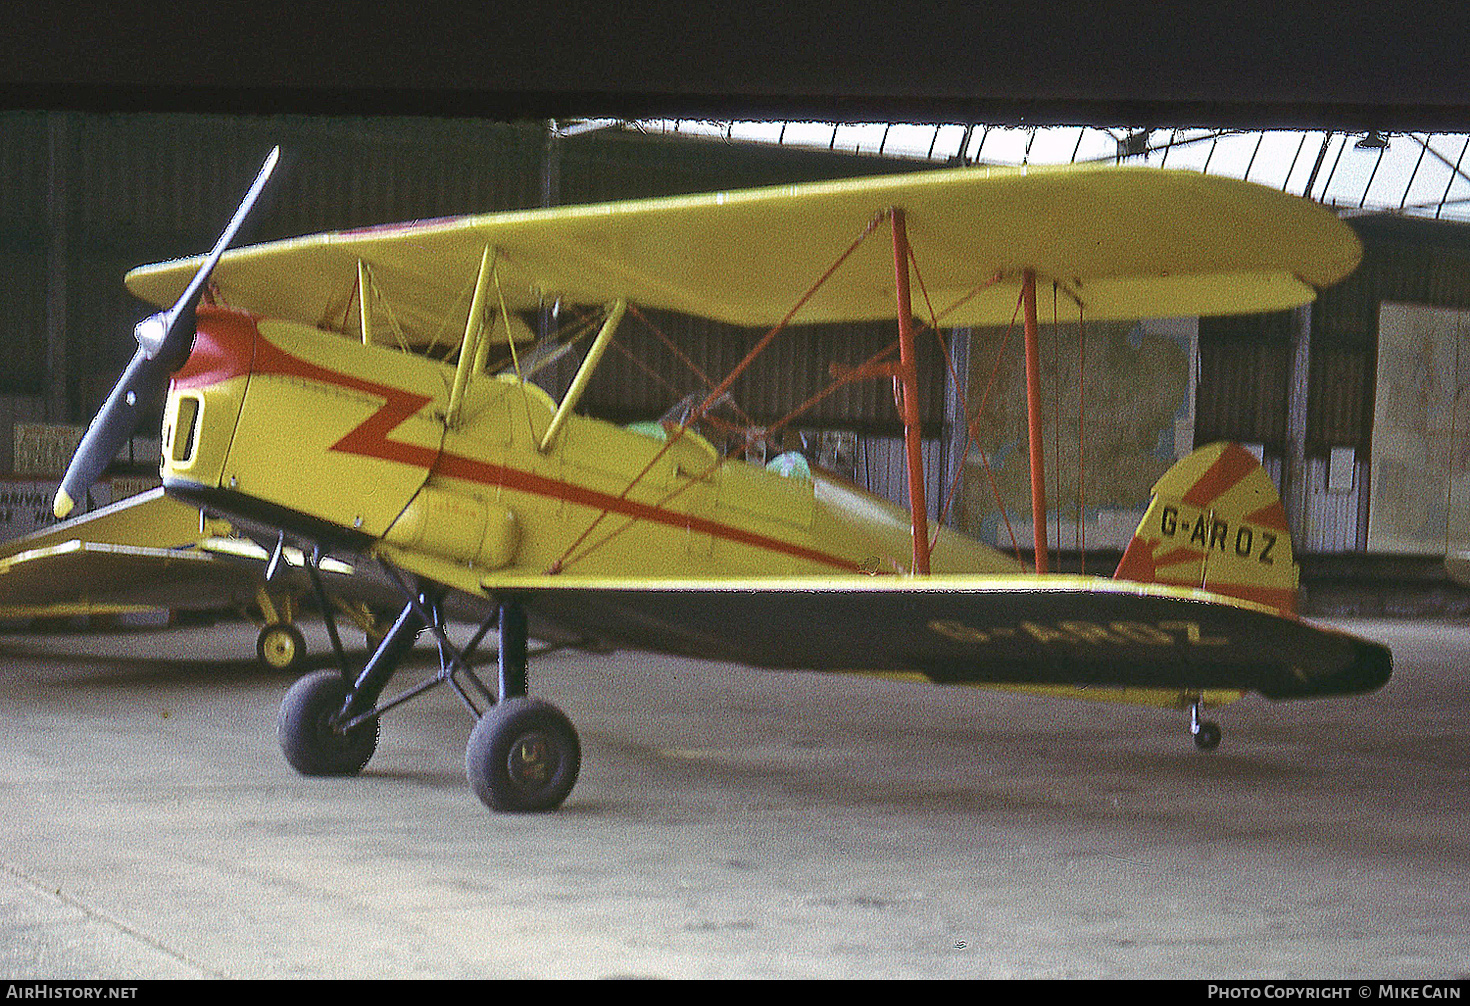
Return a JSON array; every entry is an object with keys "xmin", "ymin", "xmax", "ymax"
[
  {"xmin": 123, "ymin": 163, "xmax": 1361, "ymax": 344},
  {"xmin": 488, "ymin": 574, "xmax": 1391, "ymax": 702}
]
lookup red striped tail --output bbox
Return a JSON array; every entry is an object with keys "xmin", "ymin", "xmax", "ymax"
[{"xmin": 1115, "ymin": 442, "xmax": 1298, "ymax": 616}]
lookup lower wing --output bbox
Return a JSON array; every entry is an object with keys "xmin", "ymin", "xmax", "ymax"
[{"xmin": 486, "ymin": 575, "xmax": 1391, "ymax": 702}]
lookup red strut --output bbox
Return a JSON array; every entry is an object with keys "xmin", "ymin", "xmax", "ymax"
[{"xmin": 890, "ymin": 209, "xmax": 931, "ymax": 575}]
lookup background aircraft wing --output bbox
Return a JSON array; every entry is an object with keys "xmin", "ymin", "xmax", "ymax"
[
  {"xmin": 0, "ymin": 490, "xmax": 235, "ymax": 617},
  {"xmin": 0, "ymin": 490, "xmax": 394, "ymax": 621},
  {"xmin": 122, "ymin": 164, "xmax": 1362, "ymax": 344},
  {"xmin": 1, "ymin": 488, "xmax": 205, "ymax": 557},
  {"xmin": 488, "ymin": 575, "xmax": 1391, "ymax": 702},
  {"xmin": 0, "ymin": 541, "xmax": 265, "ymax": 617}
]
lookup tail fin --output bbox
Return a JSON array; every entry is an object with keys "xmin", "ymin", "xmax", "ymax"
[{"xmin": 1115, "ymin": 442, "xmax": 1298, "ymax": 616}]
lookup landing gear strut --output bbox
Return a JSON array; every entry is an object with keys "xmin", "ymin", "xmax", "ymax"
[
  {"xmin": 464, "ymin": 604, "xmax": 580, "ymax": 812},
  {"xmin": 1190, "ymin": 698, "xmax": 1222, "ymax": 751},
  {"xmin": 274, "ymin": 555, "xmax": 580, "ymax": 813}
]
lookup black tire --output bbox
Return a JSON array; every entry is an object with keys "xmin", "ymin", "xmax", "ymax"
[
  {"xmin": 1194, "ymin": 720, "xmax": 1223, "ymax": 751},
  {"xmin": 465, "ymin": 698, "xmax": 581, "ymax": 813},
  {"xmin": 278, "ymin": 669, "xmax": 379, "ymax": 776},
  {"xmin": 257, "ymin": 623, "xmax": 307, "ymax": 674}
]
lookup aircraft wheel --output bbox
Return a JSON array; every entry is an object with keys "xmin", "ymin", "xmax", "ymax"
[
  {"xmin": 257, "ymin": 623, "xmax": 307, "ymax": 673},
  {"xmin": 278, "ymin": 669, "xmax": 379, "ymax": 776},
  {"xmin": 465, "ymin": 698, "xmax": 581, "ymax": 813},
  {"xmin": 1193, "ymin": 720, "xmax": 1223, "ymax": 751}
]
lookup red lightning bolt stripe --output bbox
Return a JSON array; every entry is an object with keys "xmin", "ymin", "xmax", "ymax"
[{"xmin": 186, "ymin": 309, "xmax": 863, "ymax": 572}]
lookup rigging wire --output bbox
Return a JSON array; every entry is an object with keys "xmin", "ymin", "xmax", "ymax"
[
  {"xmin": 625, "ymin": 303, "xmax": 759, "ymax": 429},
  {"xmin": 549, "ymin": 212, "xmax": 888, "ymax": 574}
]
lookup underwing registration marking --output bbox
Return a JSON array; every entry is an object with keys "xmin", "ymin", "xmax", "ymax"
[{"xmin": 927, "ymin": 619, "xmax": 1229, "ymax": 647}]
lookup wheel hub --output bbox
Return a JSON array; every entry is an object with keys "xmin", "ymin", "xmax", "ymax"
[
  {"xmin": 506, "ymin": 730, "xmax": 560, "ymax": 788},
  {"xmin": 263, "ymin": 631, "xmax": 296, "ymax": 667}
]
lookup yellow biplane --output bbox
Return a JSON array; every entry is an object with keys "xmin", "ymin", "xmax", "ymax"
[{"xmin": 55, "ymin": 147, "xmax": 1390, "ymax": 813}]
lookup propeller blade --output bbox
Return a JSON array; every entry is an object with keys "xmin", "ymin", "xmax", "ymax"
[
  {"xmin": 155, "ymin": 145, "xmax": 279, "ymax": 356},
  {"xmin": 53, "ymin": 348, "xmax": 170, "ymax": 518},
  {"xmin": 54, "ymin": 147, "xmax": 280, "ymax": 519}
]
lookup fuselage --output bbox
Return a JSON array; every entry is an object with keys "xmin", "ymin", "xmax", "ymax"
[{"xmin": 160, "ymin": 305, "xmax": 1022, "ymax": 599}]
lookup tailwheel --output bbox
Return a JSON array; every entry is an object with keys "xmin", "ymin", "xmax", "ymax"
[
  {"xmin": 1189, "ymin": 697, "xmax": 1222, "ymax": 751},
  {"xmin": 1193, "ymin": 720, "xmax": 1223, "ymax": 751},
  {"xmin": 257, "ymin": 622, "xmax": 307, "ymax": 674},
  {"xmin": 278, "ymin": 669, "xmax": 379, "ymax": 776},
  {"xmin": 465, "ymin": 698, "xmax": 581, "ymax": 813}
]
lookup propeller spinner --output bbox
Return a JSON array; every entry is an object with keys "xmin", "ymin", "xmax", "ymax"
[{"xmin": 54, "ymin": 147, "xmax": 279, "ymax": 520}]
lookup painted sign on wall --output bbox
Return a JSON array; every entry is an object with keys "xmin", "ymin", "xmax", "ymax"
[
  {"xmin": 1369, "ymin": 302, "xmax": 1470, "ymax": 554},
  {"xmin": 957, "ymin": 316, "xmax": 1198, "ymax": 553}
]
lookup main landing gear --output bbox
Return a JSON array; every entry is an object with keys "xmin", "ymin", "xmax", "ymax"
[
  {"xmin": 276, "ymin": 557, "xmax": 580, "ymax": 813},
  {"xmin": 253, "ymin": 588, "xmax": 307, "ymax": 674},
  {"xmin": 253, "ymin": 585, "xmax": 384, "ymax": 675}
]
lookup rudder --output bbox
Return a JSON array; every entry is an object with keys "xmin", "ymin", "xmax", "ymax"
[{"xmin": 1115, "ymin": 442, "xmax": 1298, "ymax": 616}]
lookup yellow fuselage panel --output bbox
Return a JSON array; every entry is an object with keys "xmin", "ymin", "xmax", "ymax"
[{"xmin": 165, "ymin": 314, "xmax": 446, "ymax": 539}]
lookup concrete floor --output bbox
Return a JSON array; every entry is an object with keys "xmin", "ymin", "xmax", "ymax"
[{"xmin": 0, "ymin": 616, "xmax": 1465, "ymax": 979}]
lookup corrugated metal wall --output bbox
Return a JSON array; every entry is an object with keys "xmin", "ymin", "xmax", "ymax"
[
  {"xmin": 1194, "ymin": 213, "xmax": 1470, "ymax": 552},
  {"xmin": 1302, "ymin": 455, "xmax": 1362, "ymax": 553},
  {"xmin": 1307, "ymin": 345, "xmax": 1373, "ymax": 454},
  {"xmin": 1194, "ymin": 322, "xmax": 1292, "ymax": 450},
  {"xmin": 857, "ymin": 436, "xmax": 946, "ymax": 523},
  {"xmin": 1199, "ymin": 214, "xmax": 1470, "ymax": 461},
  {"xmin": 1, "ymin": 112, "xmax": 556, "ymax": 420},
  {"xmin": 1313, "ymin": 215, "xmax": 1470, "ymax": 459},
  {"xmin": 0, "ymin": 113, "xmax": 53, "ymax": 398},
  {"xmin": 555, "ymin": 127, "xmax": 918, "ymax": 204}
]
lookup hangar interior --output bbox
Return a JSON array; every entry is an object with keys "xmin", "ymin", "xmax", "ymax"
[{"xmin": 3, "ymin": 110, "xmax": 1468, "ymax": 615}]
